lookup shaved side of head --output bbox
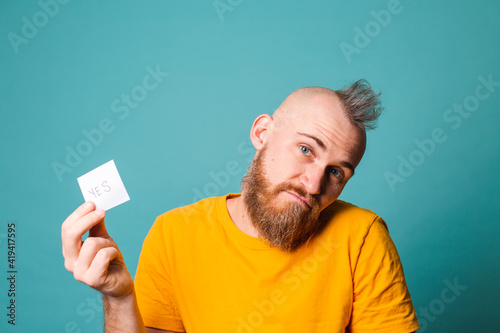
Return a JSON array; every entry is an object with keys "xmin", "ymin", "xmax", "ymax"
[{"xmin": 272, "ymin": 87, "xmax": 339, "ymax": 128}]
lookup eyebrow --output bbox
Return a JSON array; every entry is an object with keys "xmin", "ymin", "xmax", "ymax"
[
  {"xmin": 297, "ymin": 131, "xmax": 356, "ymax": 175},
  {"xmin": 297, "ymin": 132, "xmax": 326, "ymax": 149}
]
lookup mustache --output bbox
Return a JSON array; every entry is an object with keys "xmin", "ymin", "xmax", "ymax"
[{"xmin": 272, "ymin": 182, "xmax": 319, "ymax": 209}]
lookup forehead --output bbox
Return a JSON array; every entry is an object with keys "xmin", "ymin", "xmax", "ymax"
[{"xmin": 274, "ymin": 93, "xmax": 366, "ymax": 164}]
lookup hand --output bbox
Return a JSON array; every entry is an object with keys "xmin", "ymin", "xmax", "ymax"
[{"xmin": 61, "ymin": 202, "xmax": 134, "ymax": 298}]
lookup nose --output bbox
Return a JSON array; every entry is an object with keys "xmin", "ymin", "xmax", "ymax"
[{"xmin": 300, "ymin": 164, "xmax": 325, "ymax": 195}]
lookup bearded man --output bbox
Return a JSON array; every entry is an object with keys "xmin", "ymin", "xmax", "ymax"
[{"xmin": 61, "ymin": 80, "xmax": 420, "ymax": 333}]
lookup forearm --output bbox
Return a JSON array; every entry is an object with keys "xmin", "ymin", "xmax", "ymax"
[{"xmin": 103, "ymin": 288, "xmax": 147, "ymax": 333}]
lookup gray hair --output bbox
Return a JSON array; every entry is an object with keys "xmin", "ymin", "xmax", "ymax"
[{"xmin": 336, "ymin": 79, "xmax": 383, "ymax": 130}]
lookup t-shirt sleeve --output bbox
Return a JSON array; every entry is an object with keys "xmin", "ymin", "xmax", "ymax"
[
  {"xmin": 349, "ymin": 217, "xmax": 420, "ymax": 333},
  {"xmin": 134, "ymin": 216, "xmax": 185, "ymax": 332}
]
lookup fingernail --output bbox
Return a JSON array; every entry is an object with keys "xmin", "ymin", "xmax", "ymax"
[
  {"xmin": 95, "ymin": 209, "xmax": 105, "ymax": 217},
  {"xmin": 84, "ymin": 201, "xmax": 93, "ymax": 209}
]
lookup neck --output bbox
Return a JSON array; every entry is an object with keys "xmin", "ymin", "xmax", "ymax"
[{"xmin": 226, "ymin": 192, "xmax": 261, "ymax": 238}]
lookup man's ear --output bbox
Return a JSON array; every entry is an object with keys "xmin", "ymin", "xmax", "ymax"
[{"xmin": 250, "ymin": 114, "xmax": 273, "ymax": 150}]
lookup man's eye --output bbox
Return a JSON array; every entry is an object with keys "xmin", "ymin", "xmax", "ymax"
[
  {"xmin": 300, "ymin": 146, "xmax": 311, "ymax": 155},
  {"xmin": 330, "ymin": 168, "xmax": 342, "ymax": 178}
]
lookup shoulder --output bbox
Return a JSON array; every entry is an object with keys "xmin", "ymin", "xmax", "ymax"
[
  {"xmin": 327, "ymin": 199, "xmax": 377, "ymax": 219},
  {"xmin": 157, "ymin": 195, "xmax": 220, "ymax": 224},
  {"xmin": 312, "ymin": 200, "xmax": 389, "ymax": 251},
  {"xmin": 147, "ymin": 195, "xmax": 224, "ymax": 240},
  {"xmin": 323, "ymin": 199, "xmax": 386, "ymax": 232}
]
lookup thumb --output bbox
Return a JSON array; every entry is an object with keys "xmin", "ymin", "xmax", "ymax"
[{"xmin": 89, "ymin": 213, "xmax": 110, "ymax": 238}]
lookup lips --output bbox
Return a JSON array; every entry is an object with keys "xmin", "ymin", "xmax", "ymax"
[{"xmin": 285, "ymin": 191, "xmax": 311, "ymax": 208}]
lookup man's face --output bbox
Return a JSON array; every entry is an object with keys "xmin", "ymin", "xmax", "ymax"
[{"xmin": 242, "ymin": 93, "xmax": 366, "ymax": 252}]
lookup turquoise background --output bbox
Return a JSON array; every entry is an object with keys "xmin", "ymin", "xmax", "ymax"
[{"xmin": 1, "ymin": 0, "xmax": 499, "ymax": 332}]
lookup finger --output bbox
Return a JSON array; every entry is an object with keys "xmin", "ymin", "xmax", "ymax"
[
  {"xmin": 62, "ymin": 201, "xmax": 95, "ymax": 229},
  {"xmin": 62, "ymin": 209, "xmax": 106, "ymax": 269},
  {"xmin": 85, "ymin": 247, "xmax": 120, "ymax": 290},
  {"xmin": 73, "ymin": 237, "xmax": 117, "ymax": 275},
  {"xmin": 89, "ymin": 218, "xmax": 110, "ymax": 239},
  {"xmin": 61, "ymin": 202, "xmax": 98, "ymax": 247}
]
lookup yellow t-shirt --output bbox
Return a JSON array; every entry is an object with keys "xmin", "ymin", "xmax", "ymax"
[{"xmin": 135, "ymin": 193, "xmax": 419, "ymax": 333}]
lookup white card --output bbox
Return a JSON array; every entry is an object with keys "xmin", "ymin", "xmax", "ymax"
[{"xmin": 77, "ymin": 160, "xmax": 130, "ymax": 211}]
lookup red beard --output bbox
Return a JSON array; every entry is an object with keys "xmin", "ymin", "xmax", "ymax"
[{"xmin": 241, "ymin": 146, "xmax": 325, "ymax": 252}]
